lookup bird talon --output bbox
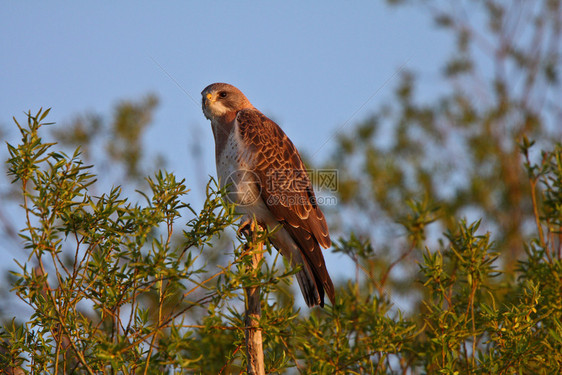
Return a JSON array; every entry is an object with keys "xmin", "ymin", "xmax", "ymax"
[{"xmin": 237, "ymin": 218, "xmax": 254, "ymax": 239}]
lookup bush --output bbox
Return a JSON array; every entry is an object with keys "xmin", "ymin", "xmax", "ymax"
[{"xmin": 1, "ymin": 109, "xmax": 561, "ymax": 374}]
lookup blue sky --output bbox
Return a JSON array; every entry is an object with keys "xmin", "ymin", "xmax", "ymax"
[
  {"xmin": 2, "ymin": 2, "xmax": 450, "ymax": 176},
  {"xmin": 1, "ymin": 2, "xmax": 452, "ymax": 305}
]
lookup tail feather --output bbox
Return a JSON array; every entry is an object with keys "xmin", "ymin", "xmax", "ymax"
[
  {"xmin": 295, "ymin": 267, "xmax": 322, "ymax": 307},
  {"xmin": 296, "ymin": 243, "xmax": 335, "ymax": 308},
  {"xmin": 294, "ymin": 257, "xmax": 335, "ymax": 308},
  {"xmin": 270, "ymin": 224, "xmax": 335, "ymax": 307}
]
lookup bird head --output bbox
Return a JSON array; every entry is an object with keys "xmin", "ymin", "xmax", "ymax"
[{"xmin": 201, "ymin": 83, "xmax": 253, "ymax": 121}]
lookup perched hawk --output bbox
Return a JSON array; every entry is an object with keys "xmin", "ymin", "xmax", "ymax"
[{"xmin": 201, "ymin": 82, "xmax": 335, "ymax": 307}]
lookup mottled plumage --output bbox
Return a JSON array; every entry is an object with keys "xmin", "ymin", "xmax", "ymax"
[{"xmin": 201, "ymin": 82, "xmax": 335, "ymax": 307}]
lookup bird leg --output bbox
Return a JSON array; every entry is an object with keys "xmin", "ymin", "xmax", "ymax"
[{"xmin": 237, "ymin": 216, "xmax": 256, "ymax": 240}]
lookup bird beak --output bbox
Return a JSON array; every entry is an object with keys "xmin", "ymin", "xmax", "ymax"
[{"xmin": 202, "ymin": 93, "xmax": 214, "ymax": 109}]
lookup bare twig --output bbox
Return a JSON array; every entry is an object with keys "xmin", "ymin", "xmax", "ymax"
[{"xmin": 244, "ymin": 227, "xmax": 265, "ymax": 375}]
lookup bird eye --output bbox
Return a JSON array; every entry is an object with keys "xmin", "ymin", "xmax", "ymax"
[{"xmin": 219, "ymin": 91, "xmax": 228, "ymax": 98}]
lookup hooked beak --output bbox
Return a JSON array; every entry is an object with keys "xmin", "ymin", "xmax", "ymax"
[
  {"xmin": 202, "ymin": 93, "xmax": 214, "ymax": 108},
  {"xmin": 201, "ymin": 92, "xmax": 213, "ymax": 119}
]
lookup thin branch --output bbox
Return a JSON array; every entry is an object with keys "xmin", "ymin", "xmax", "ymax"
[
  {"xmin": 243, "ymin": 222, "xmax": 265, "ymax": 375},
  {"xmin": 379, "ymin": 242, "xmax": 416, "ymax": 291}
]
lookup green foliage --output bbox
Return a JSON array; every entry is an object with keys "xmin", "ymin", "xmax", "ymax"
[
  {"xmin": 1, "ymin": 109, "xmax": 286, "ymax": 373},
  {"xmin": 52, "ymin": 94, "xmax": 161, "ymax": 184},
  {"xmin": 334, "ymin": 0, "xmax": 561, "ymax": 272},
  {"xmin": 3, "ymin": 109, "xmax": 561, "ymax": 374}
]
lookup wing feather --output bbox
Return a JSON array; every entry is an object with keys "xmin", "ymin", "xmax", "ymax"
[{"xmin": 236, "ymin": 109, "xmax": 335, "ymax": 305}]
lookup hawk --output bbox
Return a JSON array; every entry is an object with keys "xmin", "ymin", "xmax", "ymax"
[{"xmin": 201, "ymin": 82, "xmax": 335, "ymax": 307}]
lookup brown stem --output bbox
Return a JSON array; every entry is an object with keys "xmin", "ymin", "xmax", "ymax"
[
  {"xmin": 244, "ymin": 238, "xmax": 265, "ymax": 375},
  {"xmin": 379, "ymin": 242, "xmax": 416, "ymax": 291}
]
